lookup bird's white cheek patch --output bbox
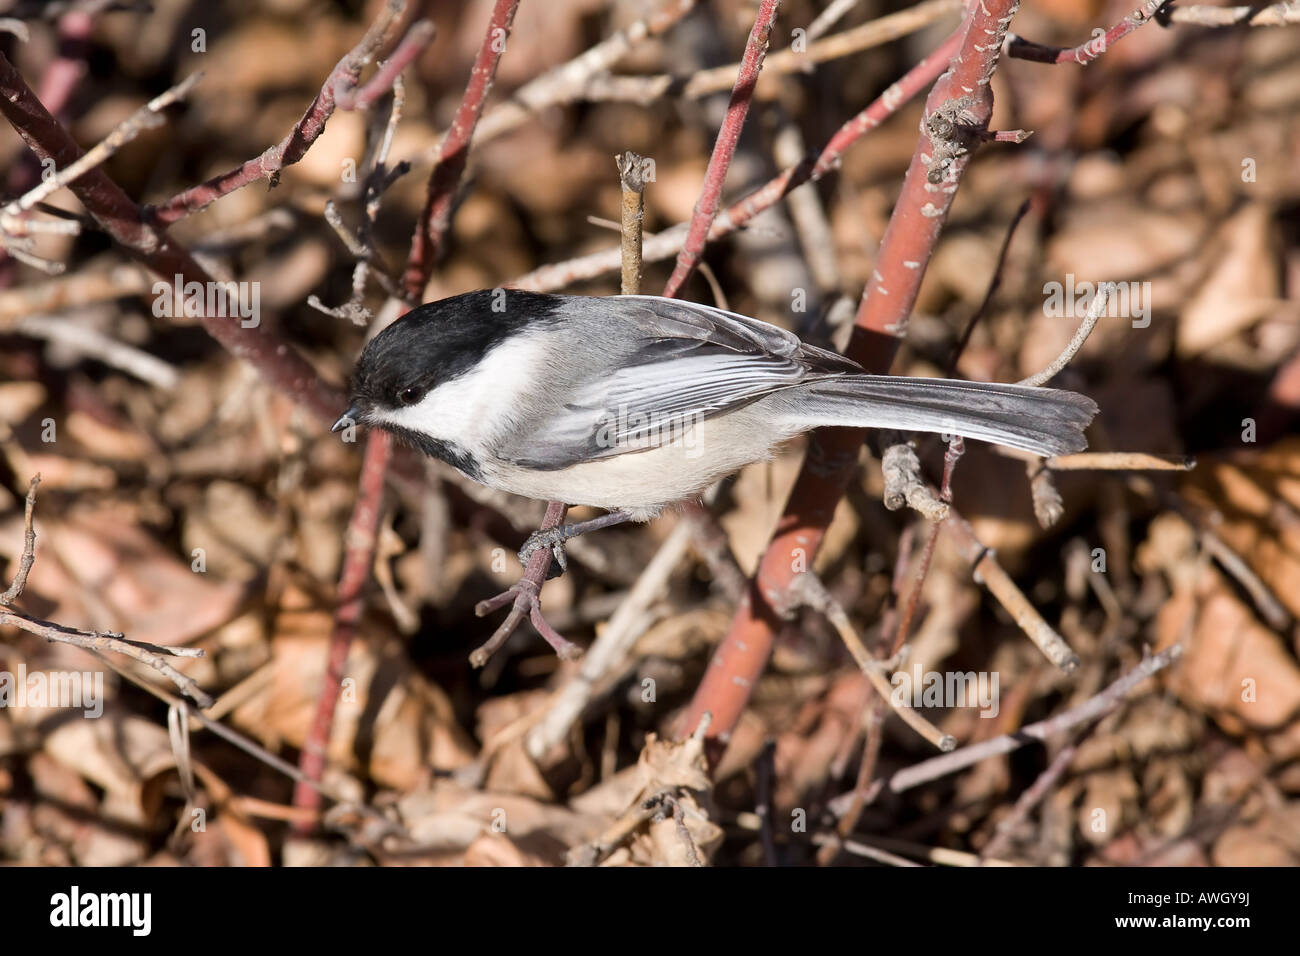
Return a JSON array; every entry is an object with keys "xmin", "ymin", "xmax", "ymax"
[{"xmin": 374, "ymin": 333, "xmax": 543, "ymax": 452}]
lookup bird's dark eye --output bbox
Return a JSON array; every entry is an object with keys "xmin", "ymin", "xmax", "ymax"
[{"xmin": 397, "ymin": 386, "xmax": 420, "ymax": 406}]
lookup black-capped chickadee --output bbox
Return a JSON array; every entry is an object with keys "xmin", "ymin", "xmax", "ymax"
[{"xmin": 334, "ymin": 291, "xmax": 1097, "ymax": 563}]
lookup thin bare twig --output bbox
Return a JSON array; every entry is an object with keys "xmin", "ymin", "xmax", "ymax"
[
  {"xmin": 814, "ymin": 834, "xmax": 922, "ymax": 867},
  {"xmin": 816, "ymin": 706, "xmax": 884, "ymax": 865},
  {"xmin": 1164, "ymin": 2, "xmax": 1300, "ymax": 26},
  {"xmin": 0, "ymin": 475, "xmax": 40, "ymax": 606},
  {"xmin": 0, "ymin": 474, "xmax": 213, "ymax": 707},
  {"xmin": 0, "ymin": 264, "xmax": 151, "ymax": 329},
  {"xmin": 0, "ymin": 614, "xmax": 214, "ymax": 708},
  {"xmin": 1006, "ymin": 1, "xmax": 1164, "ymax": 65},
  {"xmin": 682, "ymin": 0, "xmax": 960, "ymax": 97},
  {"xmin": 946, "ymin": 502, "xmax": 1080, "ymax": 672},
  {"xmin": 617, "ymin": 152, "xmax": 646, "ymax": 296},
  {"xmin": 1017, "ymin": 283, "xmax": 1109, "ymax": 387},
  {"xmin": 1027, "ymin": 458, "xmax": 1064, "ymax": 529},
  {"xmin": 790, "ymin": 572, "xmax": 956, "ymax": 752},
  {"xmin": 471, "ymin": 0, "xmax": 698, "ymax": 146},
  {"xmin": 980, "ymin": 736, "xmax": 1080, "ymax": 860},
  {"xmin": 580, "ymin": 0, "xmax": 959, "ymax": 106},
  {"xmin": 335, "ymin": 19, "xmax": 435, "ymax": 111},
  {"xmin": 146, "ymin": 0, "xmax": 412, "ymax": 225},
  {"xmin": 888, "ymin": 644, "xmax": 1183, "ymax": 792},
  {"xmin": 806, "ymin": 0, "xmax": 863, "ymax": 40},
  {"xmin": 2, "ymin": 72, "xmax": 200, "ymax": 236},
  {"xmin": 946, "ymin": 198, "xmax": 1032, "ymax": 376},
  {"xmin": 0, "ymin": 18, "xmax": 30, "ymax": 42},
  {"xmin": 18, "ymin": 312, "xmax": 179, "ymax": 389},
  {"xmin": 1045, "ymin": 451, "xmax": 1195, "ymax": 471},
  {"xmin": 815, "ymin": 832, "xmax": 1019, "ymax": 866},
  {"xmin": 312, "ymin": 73, "xmax": 411, "ymax": 323}
]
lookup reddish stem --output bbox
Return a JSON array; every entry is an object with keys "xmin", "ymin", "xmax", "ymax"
[
  {"xmin": 296, "ymin": 2, "xmax": 522, "ymax": 814},
  {"xmin": 0, "ymin": 52, "xmax": 344, "ymax": 423},
  {"xmin": 403, "ymin": 0, "xmax": 520, "ymax": 299},
  {"xmin": 510, "ymin": 28, "xmax": 962, "ymax": 294},
  {"xmin": 682, "ymin": 0, "xmax": 1021, "ymax": 753},
  {"xmin": 293, "ymin": 431, "xmax": 392, "ymax": 825},
  {"xmin": 0, "ymin": 9, "xmax": 94, "ymax": 284},
  {"xmin": 147, "ymin": 3, "xmax": 415, "ymax": 226},
  {"xmin": 336, "ymin": 20, "xmax": 436, "ymax": 111},
  {"xmin": 662, "ymin": 0, "xmax": 782, "ymax": 298},
  {"xmin": 35, "ymin": 11, "xmax": 94, "ymax": 122}
]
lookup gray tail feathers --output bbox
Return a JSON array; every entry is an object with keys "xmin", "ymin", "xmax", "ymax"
[{"xmin": 789, "ymin": 375, "xmax": 1098, "ymax": 457}]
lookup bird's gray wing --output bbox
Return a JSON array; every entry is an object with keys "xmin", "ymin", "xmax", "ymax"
[{"xmin": 499, "ymin": 296, "xmax": 857, "ymax": 469}]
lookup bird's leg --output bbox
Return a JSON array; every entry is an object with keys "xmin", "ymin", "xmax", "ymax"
[
  {"xmin": 517, "ymin": 509, "xmax": 634, "ymax": 575},
  {"xmin": 472, "ymin": 500, "xmax": 579, "ymax": 667},
  {"xmin": 471, "ymin": 508, "xmax": 636, "ymax": 669}
]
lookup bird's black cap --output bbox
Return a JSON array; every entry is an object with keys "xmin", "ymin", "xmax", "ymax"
[{"xmin": 345, "ymin": 289, "xmax": 565, "ymax": 420}]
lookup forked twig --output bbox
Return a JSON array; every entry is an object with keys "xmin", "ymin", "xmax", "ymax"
[
  {"xmin": 789, "ymin": 571, "xmax": 956, "ymax": 752},
  {"xmin": 146, "ymin": 0, "xmax": 415, "ymax": 225},
  {"xmin": 1006, "ymin": 1, "xmax": 1164, "ymax": 65},
  {"xmin": 0, "ymin": 475, "xmax": 213, "ymax": 708}
]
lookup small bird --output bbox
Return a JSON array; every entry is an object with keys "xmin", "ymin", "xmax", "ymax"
[{"xmin": 335, "ymin": 291, "xmax": 1097, "ymax": 566}]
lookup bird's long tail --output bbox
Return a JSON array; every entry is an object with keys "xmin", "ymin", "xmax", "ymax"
[{"xmin": 786, "ymin": 376, "xmax": 1098, "ymax": 457}]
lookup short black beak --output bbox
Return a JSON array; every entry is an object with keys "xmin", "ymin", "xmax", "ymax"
[{"xmin": 332, "ymin": 406, "xmax": 360, "ymax": 433}]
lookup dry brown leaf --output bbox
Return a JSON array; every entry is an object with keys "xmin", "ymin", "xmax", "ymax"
[
  {"xmin": 463, "ymin": 832, "xmax": 554, "ymax": 866},
  {"xmin": 397, "ymin": 782, "xmax": 602, "ymax": 860},
  {"xmin": 1156, "ymin": 572, "xmax": 1300, "ymax": 731},
  {"xmin": 1079, "ymin": 768, "xmax": 1140, "ymax": 847},
  {"xmin": 1182, "ymin": 438, "xmax": 1300, "ymax": 619},
  {"xmin": 230, "ymin": 591, "xmax": 476, "ymax": 790},
  {"xmin": 1212, "ymin": 806, "xmax": 1300, "ymax": 866},
  {"xmin": 43, "ymin": 708, "xmax": 176, "ymax": 835},
  {"xmin": 0, "ymin": 382, "xmax": 46, "ymax": 425},
  {"xmin": 1178, "ymin": 203, "xmax": 1282, "ymax": 355}
]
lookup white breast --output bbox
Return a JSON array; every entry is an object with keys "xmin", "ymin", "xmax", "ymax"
[{"xmin": 481, "ymin": 408, "xmax": 794, "ymax": 519}]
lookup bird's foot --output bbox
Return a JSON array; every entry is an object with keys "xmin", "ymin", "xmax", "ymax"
[
  {"xmin": 516, "ymin": 510, "xmax": 636, "ymax": 579},
  {"xmin": 471, "ymin": 572, "xmax": 581, "ymax": 667},
  {"xmin": 518, "ymin": 527, "xmax": 569, "ymax": 579}
]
